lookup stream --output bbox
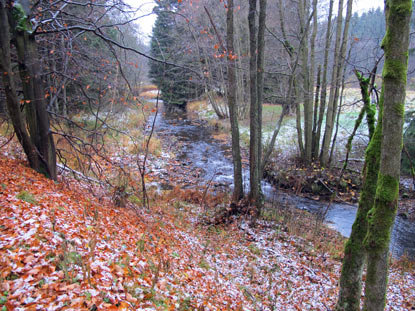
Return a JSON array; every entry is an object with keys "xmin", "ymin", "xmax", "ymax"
[{"xmin": 153, "ymin": 105, "xmax": 415, "ymax": 259}]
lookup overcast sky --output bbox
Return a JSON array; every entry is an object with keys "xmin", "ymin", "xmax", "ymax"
[{"xmin": 130, "ymin": 0, "xmax": 385, "ymax": 42}]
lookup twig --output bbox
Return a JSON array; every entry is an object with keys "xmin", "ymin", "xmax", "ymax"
[
  {"xmin": 57, "ymin": 163, "xmax": 104, "ymax": 185},
  {"xmin": 0, "ymin": 132, "xmax": 14, "ymax": 149}
]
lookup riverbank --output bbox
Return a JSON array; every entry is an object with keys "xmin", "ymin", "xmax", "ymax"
[
  {"xmin": 0, "ymin": 150, "xmax": 413, "ymax": 310},
  {"xmin": 186, "ymin": 96, "xmax": 415, "ymax": 221},
  {"xmin": 0, "ymin": 90, "xmax": 413, "ymax": 309}
]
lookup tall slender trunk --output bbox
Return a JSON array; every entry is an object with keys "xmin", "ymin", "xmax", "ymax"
[
  {"xmin": 312, "ymin": 65, "xmax": 321, "ymax": 158},
  {"xmin": 315, "ymin": 0, "xmax": 334, "ymax": 160},
  {"xmin": 257, "ymin": 0, "xmax": 266, "ymax": 179},
  {"xmin": 248, "ymin": 0, "xmax": 260, "ymax": 207},
  {"xmin": 330, "ymin": 46, "xmax": 350, "ymax": 164},
  {"xmin": 261, "ymin": 0, "xmax": 299, "ymax": 172},
  {"xmin": 234, "ymin": 18, "xmax": 248, "ymax": 119},
  {"xmin": 328, "ymin": 0, "xmax": 353, "ymax": 165},
  {"xmin": 295, "ymin": 81, "xmax": 305, "ymax": 157},
  {"xmin": 320, "ymin": 0, "xmax": 344, "ymax": 166},
  {"xmin": 322, "ymin": 0, "xmax": 353, "ymax": 166},
  {"xmin": 227, "ymin": 0, "xmax": 244, "ymax": 202},
  {"xmin": 309, "ymin": 0, "xmax": 318, "ymax": 161},
  {"xmin": 300, "ymin": 0, "xmax": 312, "ymax": 163},
  {"xmin": 363, "ymin": 1, "xmax": 412, "ymax": 310}
]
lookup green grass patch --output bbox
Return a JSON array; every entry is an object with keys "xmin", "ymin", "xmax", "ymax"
[{"xmin": 16, "ymin": 191, "xmax": 38, "ymax": 205}]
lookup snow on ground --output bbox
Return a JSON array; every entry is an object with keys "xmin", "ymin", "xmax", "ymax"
[{"xmin": 0, "ymin": 139, "xmax": 414, "ymax": 310}]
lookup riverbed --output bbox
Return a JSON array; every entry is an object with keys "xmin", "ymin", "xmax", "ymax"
[{"xmin": 153, "ymin": 105, "xmax": 415, "ymax": 258}]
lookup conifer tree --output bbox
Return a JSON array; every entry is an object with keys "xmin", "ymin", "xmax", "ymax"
[{"xmin": 149, "ymin": 0, "xmax": 202, "ymax": 107}]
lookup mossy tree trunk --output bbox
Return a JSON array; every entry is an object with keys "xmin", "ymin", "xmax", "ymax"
[
  {"xmin": 363, "ymin": 1, "xmax": 412, "ymax": 310},
  {"xmin": 14, "ymin": 30, "xmax": 57, "ymax": 180},
  {"xmin": 336, "ymin": 82, "xmax": 382, "ymax": 311},
  {"xmin": 0, "ymin": 0, "xmax": 56, "ymax": 180},
  {"xmin": 0, "ymin": 0, "xmax": 38, "ymax": 169}
]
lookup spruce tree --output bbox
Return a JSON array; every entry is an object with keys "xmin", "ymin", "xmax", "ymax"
[{"xmin": 149, "ymin": 0, "xmax": 202, "ymax": 107}]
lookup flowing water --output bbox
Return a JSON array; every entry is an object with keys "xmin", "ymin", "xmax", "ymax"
[{"xmin": 153, "ymin": 105, "xmax": 415, "ymax": 258}]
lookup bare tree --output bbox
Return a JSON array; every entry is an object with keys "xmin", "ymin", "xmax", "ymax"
[{"xmin": 227, "ymin": 0, "xmax": 244, "ymax": 202}]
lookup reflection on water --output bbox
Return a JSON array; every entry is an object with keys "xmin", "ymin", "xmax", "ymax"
[{"xmin": 154, "ymin": 105, "xmax": 415, "ymax": 258}]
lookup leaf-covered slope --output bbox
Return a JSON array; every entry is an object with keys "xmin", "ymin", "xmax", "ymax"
[
  {"xmin": 0, "ymin": 157, "xmax": 245, "ymax": 310},
  {"xmin": 0, "ymin": 155, "xmax": 413, "ymax": 310}
]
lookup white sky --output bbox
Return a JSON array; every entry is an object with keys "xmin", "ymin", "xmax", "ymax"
[
  {"xmin": 127, "ymin": 0, "xmax": 157, "ymax": 43},
  {"xmin": 129, "ymin": 0, "xmax": 385, "ymax": 42},
  {"xmin": 354, "ymin": 0, "xmax": 384, "ymax": 12}
]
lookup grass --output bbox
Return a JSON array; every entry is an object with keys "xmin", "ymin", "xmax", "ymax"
[
  {"xmin": 16, "ymin": 191, "xmax": 38, "ymax": 205},
  {"xmin": 139, "ymin": 84, "xmax": 158, "ymax": 94},
  {"xmin": 260, "ymin": 202, "xmax": 346, "ymax": 261}
]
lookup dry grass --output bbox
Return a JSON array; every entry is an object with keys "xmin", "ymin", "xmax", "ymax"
[
  {"xmin": 127, "ymin": 136, "xmax": 162, "ymax": 157},
  {"xmin": 187, "ymin": 99, "xmax": 210, "ymax": 112},
  {"xmin": 261, "ymin": 203, "xmax": 346, "ymax": 261},
  {"xmin": 139, "ymin": 84, "xmax": 158, "ymax": 93},
  {"xmin": 126, "ymin": 110, "xmax": 147, "ymax": 128},
  {"xmin": 140, "ymin": 90, "xmax": 159, "ymax": 99}
]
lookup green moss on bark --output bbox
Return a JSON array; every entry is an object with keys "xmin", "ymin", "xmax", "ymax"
[
  {"xmin": 375, "ymin": 173, "xmax": 400, "ymax": 202},
  {"xmin": 393, "ymin": 102, "xmax": 405, "ymax": 116},
  {"xmin": 364, "ymin": 174, "xmax": 399, "ymax": 256},
  {"xmin": 390, "ymin": 0, "xmax": 412, "ymax": 16},
  {"xmin": 11, "ymin": 3, "xmax": 33, "ymax": 33},
  {"xmin": 335, "ymin": 84, "xmax": 383, "ymax": 311},
  {"xmin": 383, "ymin": 59, "xmax": 408, "ymax": 81}
]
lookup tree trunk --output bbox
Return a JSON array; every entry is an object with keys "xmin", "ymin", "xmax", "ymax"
[
  {"xmin": 320, "ymin": 0, "xmax": 344, "ymax": 166},
  {"xmin": 330, "ymin": 46, "xmax": 350, "ymax": 164},
  {"xmin": 226, "ymin": 0, "xmax": 244, "ymax": 202},
  {"xmin": 248, "ymin": 0, "xmax": 263, "ymax": 210},
  {"xmin": 0, "ymin": 0, "xmax": 38, "ymax": 168},
  {"xmin": 14, "ymin": 28, "xmax": 57, "ymax": 180},
  {"xmin": 257, "ymin": 0, "xmax": 266, "ymax": 180},
  {"xmin": 0, "ymin": 0, "xmax": 56, "ymax": 180},
  {"xmin": 315, "ymin": 0, "xmax": 334, "ymax": 160},
  {"xmin": 312, "ymin": 65, "xmax": 321, "ymax": 158},
  {"xmin": 300, "ymin": 0, "xmax": 312, "ymax": 163},
  {"xmin": 261, "ymin": 104, "xmax": 289, "ymax": 173},
  {"xmin": 363, "ymin": 1, "xmax": 412, "ymax": 310},
  {"xmin": 336, "ymin": 77, "xmax": 382, "ymax": 311},
  {"xmin": 309, "ymin": 0, "xmax": 318, "ymax": 134},
  {"xmin": 328, "ymin": 0, "xmax": 353, "ymax": 165},
  {"xmin": 261, "ymin": 0, "xmax": 301, "ymax": 172}
]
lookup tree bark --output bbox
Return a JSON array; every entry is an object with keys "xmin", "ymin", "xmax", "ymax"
[
  {"xmin": 315, "ymin": 0, "xmax": 334, "ymax": 160},
  {"xmin": 312, "ymin": 65, "xmax": 321, "ymax": 158},
  {"xmin": 257, "ymin": 0, "xmax": 266, "ymax": 179},
  {"xmin": 226, "ymin": 0, "xmax": 244, "ymax": 202},
  {"xmin": 336, "ymin": 79, "xmax": 382, "ymax": 311},
  {"xmin": 300, "ymin": 0, "xmax": 312, "ymax": 163},
  {"xmin": 248, "ymin": 0, "xmax": 259, "ymax": 205},
  {"xmin": 363, "ymin": 1, "xmax": 412, "ymax": 310},
  {"xmin": 13, "ymin": 13, "xmax": 57, "ymax": 179},
  {"xmin": 320, "ymin": 0, "xmax": 344, "ymax": 166},
  {"xmin": 0, "ymin": 0, "xmax": 38, "ymax": 169},
  {"xmin": 248, "ymin": 0, "xmax": 266, "ymax": 210},
  {"xmin": 0, "ymin": 0, "xmax": 56, "ymax": 180},
  {"xmin": 328, "ymin": 0, "xmax": 353, "ymax": 165}
]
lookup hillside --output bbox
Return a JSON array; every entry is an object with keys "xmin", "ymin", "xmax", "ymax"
[{"xmin": 0, "ymin": 151, "xmax": 414, "ymax": 310}]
